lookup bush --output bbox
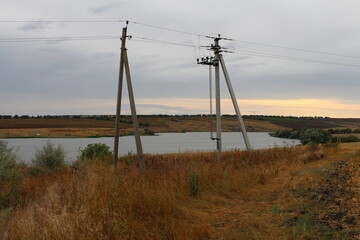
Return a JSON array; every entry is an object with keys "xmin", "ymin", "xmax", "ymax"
[
  {"xmin": 0, "ymin": 140, "xmax": 20, "ymax": 209},
  {"xmin": 301, "ymin": 129, "xmax": 331, "ymax": 145},
  {"xmin": 270, "ymin": 128, "xmax": 332, "ymax": 145},
  {"xmin": 0, "ymin": 141, "xmax": 18, "ymax": 183},
  {"xmin": 32, "ymin": 141, "xmax": 65, "ymax": 172},
  {"xmin": 80, "ymin": 143, "xmax": 112, "ymax": 161}
]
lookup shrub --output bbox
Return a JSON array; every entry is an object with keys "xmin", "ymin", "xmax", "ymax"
[
  {"xmin": 0, "ymin": 141, "xmax": 18, "ymax": 183},
  {"xmin": 0, "ymin": 140, "xmax": 20, "ymax": 209},
  {"xmin": 300, "ymin": 129, "xmax": 331, "ymax": 145},
  {"xmin": 80, "ymin": 143, "xmax": 112, "ymax": 161},
  {"xmin": 32, "ymin": 141, "xmax": 65, "ymax": 172},
  {"xmin": 270, "ymin": 128, "xmax": 332, "ymax": 145}
]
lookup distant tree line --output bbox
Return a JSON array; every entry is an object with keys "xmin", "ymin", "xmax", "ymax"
[
  {"xmin": 243, "ymin": 115, "xmax": 330, "ymax": 120},
  {"xmin": 327, "ymin": 128, "xmax": 360, "ymax": 134},
  {"xmin": 270, "ymin": 128, "xmax": 360, "ymax": 145},
  {"xmin": 0, "ymin": 114, "xmax": 334, "ymax": 120}
]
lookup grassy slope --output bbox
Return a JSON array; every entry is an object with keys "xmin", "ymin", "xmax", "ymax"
[{"xmin": 1, "ymin": 143, "xmax": 359, "ymax": 239}]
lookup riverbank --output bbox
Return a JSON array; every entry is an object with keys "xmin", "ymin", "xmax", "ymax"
[{"xmin": 4, "ymin": 132, "xmax": 301, "ymax": 164}]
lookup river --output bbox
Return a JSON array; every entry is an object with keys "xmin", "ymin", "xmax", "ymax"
[{"xmin": 3, "ymin": 132, "xmax": 300, "ymax": 164}]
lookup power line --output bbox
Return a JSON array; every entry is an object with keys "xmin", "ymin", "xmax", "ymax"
[
  {"xmin": 131, "ymin": 36, "xmax": 360, "ymax": 68},
  {"xmin": 0, "ymin": 20, "xmax": 124, "ymax": 23},
  {"xmin": 232, "ymin": 49, "xmax": 360, "ymax": 68},
  {"xmin": 1, "ymin": 34, "xmax": 360, "ymax": 68},
  {"xmin": 0, "ymin": 19, "xmax": 207, "ymax": 37},
  {"xmin": 232, "ymin": 39, "xmax": 360, "ymax": 59},
  {"xmin": 131, "ymin": 36, "xmax": 197, "ymax": 48},
  {"xmin": 0, "ymin": 36, "xmax": 120, "ymax": 43},
  {"xmin": 2, "ymin": 19, "xmax": 360, "ymax": 59},
  {"xmin": 129, "ymin": 21, "xmax": 206, "ymax": 38}
]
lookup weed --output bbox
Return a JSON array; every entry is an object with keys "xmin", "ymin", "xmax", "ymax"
[
  {"xmin": 271, "ymin": 204, "xmax": 282, "ymax": 216},
  {"xmin": 306, "ymin": 143, "xmax": 320, "ymax": 152},
  {"xmin": 120, "ymin": 151, "xmax": 137, "ymax": 165},
  {"xmin": 324, "ymin": 142, "xmax": 339, "ymax": 148},
  {"xmin": 188, "ymin": 166, "xmax": 200, "ymax": 197}
]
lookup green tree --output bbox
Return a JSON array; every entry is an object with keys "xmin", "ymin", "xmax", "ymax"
[{"xmin": 80, "ymin": 143, "xmax": 112, "ymax": 160}]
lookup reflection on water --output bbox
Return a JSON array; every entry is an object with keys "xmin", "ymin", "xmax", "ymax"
[{"xmin": 4, "ymin": 132, "xmax": 300, "ymax": 164}]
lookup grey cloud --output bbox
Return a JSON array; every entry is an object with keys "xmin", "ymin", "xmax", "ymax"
[
  {"xmin": 89, "ymin": 2, "xmax": 127, "ymax": 14},
  {"xmin": 17, "ymin": 22, "xmax": 49, "ymax": 31},
  {"xmin": 93, "ymin": 52, "xmax": 118, "ymax": 60},
  {"xmin": 137, "ymin": 104, "xmax": 189, "ymax": 111}
]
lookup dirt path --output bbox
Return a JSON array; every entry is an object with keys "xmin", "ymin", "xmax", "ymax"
[{"xmin": 311, "ymin": 158, "xmax": 360, "ymax": 239}]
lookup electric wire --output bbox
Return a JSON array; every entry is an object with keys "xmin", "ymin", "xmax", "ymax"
[
  {"xmin": 130, "ymin": 36, "xmax": 360, "ymax": 68},
  {"xmin": 232, "ymin": 39, "xmax": 360, "ymax": 59},
  {"xmin": 1, "ymin": 20, "xmax": 360, "ymax": 68},
  {"xmin": 231, "ymin": 49, "xmax": 360, "ymax": 68},
  {"xmin": 0, "ymin": 20, "xmax": 124, "ymax": 23},
  {"xmin": 131, "ymin": 36, "xmax": 198, "ymax": 48},
  {"xmin": 0, "ymin": 36, "xmax": 120, "ymax": 42},
  {"xmin": 121, "ymin": 21, "xmax": 206, "ymax": 38},
  {"xmin": 2, "ymin": 19, "xmax": 360, "ymax": 59}
]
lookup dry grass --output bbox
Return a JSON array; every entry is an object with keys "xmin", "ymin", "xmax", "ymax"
[{"xmin": 1, "ymin": 144, "xmax": 356, "ymax": 239}]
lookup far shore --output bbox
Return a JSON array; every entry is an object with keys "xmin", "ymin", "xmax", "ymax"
[{"xmin": 1, "ymin": 115, "xmax": 360, "ymax": 138}]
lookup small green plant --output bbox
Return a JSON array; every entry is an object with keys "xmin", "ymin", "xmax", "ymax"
[
  {"xmin": 80, "ymin": 143, "xmax": 112, "ymax": 161},
  {"xmin": 121, "ymin": 151, "xmax": 136, "ymax": 165},
  {"xmin": 188, "ymin": 167, "xmax": 200, "ymax": 197},
  {"xmin": 144, "ymin": 128, "xmax": 155, "ymax": 135},
  {"xmin": 324, "ymin": 142, "xmax": 339, "ymax": 148},
  {"xmin": 32, "ymin": 141, "xmax": 65, "ymax": 172},
  {"xmin": 306, "ymin": 143, "xmax": 320, "ymax": 152}
]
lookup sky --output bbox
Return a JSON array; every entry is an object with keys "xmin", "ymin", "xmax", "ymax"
[{"xmin": 1, "ymin": 0, "xmax": 360, "ymax": 117}]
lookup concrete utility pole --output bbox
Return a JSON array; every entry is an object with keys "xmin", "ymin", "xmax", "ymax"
[
  {"xmin": 113, "ymin": 23, "xmax": 145, "ymax": 169},
  {"xmin": 197, "ymin": 35, "xmax": 252, "ymax": 162},
  {"xmin": 214, "ymin": 37, "xmax": 222, "ymax": 161}
]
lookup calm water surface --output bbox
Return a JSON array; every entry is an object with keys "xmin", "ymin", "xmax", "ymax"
[{"xmin": 4, "ymin": 132, "xmax": 300, "ymax": 164}]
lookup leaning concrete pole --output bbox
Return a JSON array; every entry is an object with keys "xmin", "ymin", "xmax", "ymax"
[
  {"xmin": 123, "ymin": 51, "xmax": 145, "ymax": 169},
  {"xmin": 219, "ymin": 54, "xmax": 252, "ymax": 151}
]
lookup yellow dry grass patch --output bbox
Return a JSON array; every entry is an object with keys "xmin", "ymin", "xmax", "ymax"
[{"xmin": 2, "ymin": 143, "xmax": 359, "ymax": 239}]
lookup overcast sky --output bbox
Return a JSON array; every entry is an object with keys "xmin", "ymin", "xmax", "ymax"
[{"xmin": 1, "ymin": 0, "xmax": 360, "ymax": 117}]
